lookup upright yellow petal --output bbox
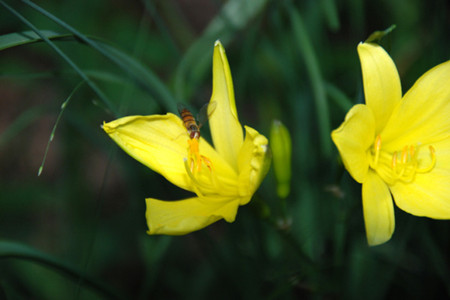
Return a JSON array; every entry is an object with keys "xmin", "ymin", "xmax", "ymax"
[
  {"xmin": 381, "ymin": 60, "xmax": 450, "ymax": 150},
  {"xmin": 331, "ymin": 104, "xmax": 375, "ymax": 183},
  {"xmin": 208, "ymin": 40, "xmax": 244, "ymax": 171},
  {"xmin": 146, "ymin": 196, "xmax": 240, "ymax": 235},
  {"xmin": 357, "ymin": 42, "xmax": 402, "ymax": 133},
  {"xmin": 362, "ymin": 170, "xmax": 395, "ymax": 246}
]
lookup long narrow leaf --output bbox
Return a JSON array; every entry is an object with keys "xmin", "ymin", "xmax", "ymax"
[
  {"xmin": 0, "ymin": 28, "xmax": 176, "ymax": 113},
  {"xmin": 288, "ymin": 7, "xmax": 332, "ymax": 157},
  {"xmin": 0, "ymin": 30, "xmax": 69, "ymax": 50},
  {"xmin": 0, "ymin": 1, "xmax": 118, "ymax": 116},
  {"xmin": 0, "ymin": 241, "xmax": 123, "ymax": 300},
  {"xmin": 174, "ymin": 0, "xmax": 268, "ymax": 101},
  {"xmin": 21, "ymin": 0, "xmax": 177, "ymax": 113}
]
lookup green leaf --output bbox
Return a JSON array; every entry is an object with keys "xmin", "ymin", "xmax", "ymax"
[
  {"xmin": 288, "ymin": 6, "xmax": 332, "ymax": 158},
  {"xmin": 20, "ymin": 0, "xmax": 177, "ymax": 113},
  {"xmin": 0, "ymin": 30, "xmax": 69, "ymax": 51},
  {"xmin": 0, "ymin": 28, "xmax": 176, "ymax": 115},
  {"xmin": 174, "ymin": 0, "xmax": 268, "ymax": 101},
  {"xmin": 0, "ymin": 0, "xmax": 118, "ymax": 116},
  {"xmin": 0, "ymin": 240, "xmax": 123, "ymax": 299}
]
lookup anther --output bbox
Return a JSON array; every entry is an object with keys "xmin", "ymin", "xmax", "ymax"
[
  {"xmin": 401, "ymin": 146, "xmax": 408, "ymax": 164},
  {"xmin": 391, "ymin": 151, "xmax": 397, "ymax": 170}
]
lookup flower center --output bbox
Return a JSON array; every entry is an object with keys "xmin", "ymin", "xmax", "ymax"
[
  {"xmin": 369, "ymin": 135, "xmax": 436, "ymax": 185},
  {"xmin": 183, "ymin": 138, "xmax": 237, "ymax": 197},
  {"xmin": 187, "ymin": 138, "xmax": 213, "ymax": 173}
]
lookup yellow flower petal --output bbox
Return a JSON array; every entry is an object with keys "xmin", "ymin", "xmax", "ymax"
[
  {"xmin": 357, "ymin": 42, "xmax": 402, "ymax": 133},
  {"xmin": 331, "ymin": 104, "xmax": 375, "ymax": 183},
  {"xmin": 103, "ymin": 113, "xmax": 238, "ymax": 194},
  {"xmin": 362, "ymin": 170, "xmax": 395, "ymax": 246},
  {"xmin": 381, "ymin": 60, "xmax": 450, "ymax": 150},
  {"xmin": 208, "ymin": 40, "xmax": 244, "ymax": 171},
  {"xmin": 103, "ymin": 113, "xmax": 191, "ymax": 189},
  {"xmin": 146, "ymin": 196, "xmax": 240, "ymax": 235},
  {"xmin": 237, "ymin": 126, "xmax": 270, "ymax": 204},
  {"xmin": 390, "ymin": 138, "xmax": 450, "ymax": 219}
]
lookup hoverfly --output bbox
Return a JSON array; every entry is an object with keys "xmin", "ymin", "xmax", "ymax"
[
  {"xmin": 177, "ymin": 102, "xmax": 216, "ymax": 141},
  {"xmin": 177, "ymin": 102, "xmax": 216, "ymax": 173}
]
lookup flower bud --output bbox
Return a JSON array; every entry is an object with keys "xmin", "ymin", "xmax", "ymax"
[{"xmin": 270, "ymin": 120, "xmax": 292, "ymax": 198}]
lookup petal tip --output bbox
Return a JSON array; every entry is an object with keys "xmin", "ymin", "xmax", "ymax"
[
  {"xmin": 214, "ymin": 40, "xmax": 226, "ymax": 57},
  {"xmin": 367, "ymin": 232, "xmax": 393, "ymax": 246},
  {"xmin": 102, "ymin": 121, "xmax": 113, "ymax": 134}
]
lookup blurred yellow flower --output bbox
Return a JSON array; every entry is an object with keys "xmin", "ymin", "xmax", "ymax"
[
  {"xmin": 332, "ymin": 42, "xmax": 450, "ymax": 246},
  {"xmin": 103, "ymin": 41, "xmax": 270, "ymax": 235}
]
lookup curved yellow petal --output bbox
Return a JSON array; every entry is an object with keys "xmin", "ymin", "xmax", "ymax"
[
  {"xmin": 208, "ymin": 40, "xmax": 244, "ymax": 171},
  {"xmin": 390, "ymin": 138, "xmax": 450, "ymax": 219},
  {"xmin": 362, "ymin": 170, "xmax": 395, "ymax": 246},
  {"xmin": 103, "ymin": 113, "xmax": 192, "ymax": 189},
  {"xmin": 146, "ymin": 196, "xmax": 240, "ymax": 235},
  {"xmin": 331, "ymin": 104, "xmax": 375, "ymax": 183},
  {"xmin": 357, "ymin": 42, "xmax": 402, "ymax": 133},
  {"xmin": 381, "ymin": 60, "xmax": 450, "ymax": 150},
  {"xmin": 237, "ymin": 126, "xmax": 270, "ymax": 204},
  {"xmin": 103, "ymin": 113, "xmax": 205, "ymax": 192}
]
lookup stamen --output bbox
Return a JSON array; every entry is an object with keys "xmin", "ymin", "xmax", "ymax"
[
  {"xmin": 183, "ymin": 158, "xmax": 208, "ymax": 196},
  {"xmin": 183, "ymin": 138, "xmax": 222, "ymax": 195},
  {"xmin": 416, "ymin": 146, "xmax": 436, "ymax": 173},
  {"xmin": 187, "ymin": 138, "xmax": 215, "ymax": 174},
  {"xmin": 371, "ymin": 136, "xmax": 437, "ymax": 185},
  {"xmin": 401, "ymin": 146, "xmax": 408, "ymax": 164},
  {"xmin": 391, "ymin": 151, "xmax": 397, "ymax": 170}
]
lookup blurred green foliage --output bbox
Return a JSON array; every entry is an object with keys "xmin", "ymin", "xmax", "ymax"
[{"xmin": 0, "ymin": 0, "xmax": 449, "ymax": 299}]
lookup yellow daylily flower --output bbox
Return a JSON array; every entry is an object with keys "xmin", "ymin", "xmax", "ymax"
[
  {"xmin": 332, "ymin": 42, "xmax": 450, "ymax": 246},
  {"xmin": 103, "ymin": 41, "xmax": 270, "ymax": 235}
]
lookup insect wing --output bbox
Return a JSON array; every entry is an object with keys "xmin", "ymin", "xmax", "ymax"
[
  {"xmin": 197, "ymin": 101, "xmax": 217, "ymax": 128},
  {"xmin": 177, "ymin": 103, "xmax": 189, "ymax": 116}
]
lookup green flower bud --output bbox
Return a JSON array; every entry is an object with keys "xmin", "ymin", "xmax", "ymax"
[{"xmin": 270, "ymin": 120, "xmax": 292, "ymax": 198}]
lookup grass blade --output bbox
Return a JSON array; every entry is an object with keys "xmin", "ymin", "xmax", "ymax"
[
  {"xmin": 174, "ymin": 0, "xmax": 268, "ymax": 101},
  {"xmin": 0, "ymin": 29, "xmax": 173, "ymax": 113},
  {"xmin": 0, "ymin": 240, "xmax": 123, "ymax": 300},
  {"xmin": 0, "ymin": 0, "xmax": 118, "ymax": 116},
  {"xmin": 21, "ymin": 0, "xmax": 177, "ymax": 113},
  {"xmin": 288, "ymin": 7, "xmax": 332, "ymax": 157},
  {"xmin": 38, "ymin": 81, "xmax": 84, "ymax": 176},
  {"xmin": 0, "ymin": 30, "xmax": 69, "ymax": 50}
]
